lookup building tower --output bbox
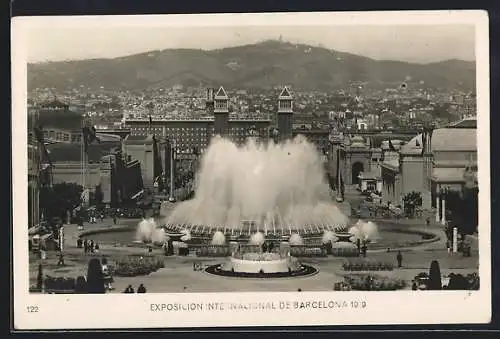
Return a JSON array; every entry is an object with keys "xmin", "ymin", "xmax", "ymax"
[
  {"xmin": 213, "ymin": 86, "xmax": 229, "ymax": 137},
  {"xmin": 277, "ymin": 86, "xmax": 293, "ymax": 141},
  {"xmin": 206, "ymin": 87, "xmax": 215, "ymax": 115}
]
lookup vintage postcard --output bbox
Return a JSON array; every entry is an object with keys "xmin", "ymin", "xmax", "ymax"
[{"xmin": 12, "ymin": 10, "xmax": 490, "ymax": 329}]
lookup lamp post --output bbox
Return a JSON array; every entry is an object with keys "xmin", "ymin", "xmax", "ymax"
[{"xmin": 440, "ymin": 187, "xmax": 449, "ymax": 226}]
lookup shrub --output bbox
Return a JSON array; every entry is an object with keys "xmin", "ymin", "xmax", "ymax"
[
  {"xmin": 44, "ymin": 276, "xmax": 76, "ymax": 292},
  {"xmin": 342, "ymin": 259, "xmax": 394, "ymax": 271},
  {"xmin": 343, "ymin": 274, "xmax": 406, "ymax": 291},
  {"xmin": 86, "ymin": 258, "xmax": 105, "ymax": 293},
  {"xmin": 447, "ymin": 273, "xmax": 470, "ymax": 290},
  {"xmin": 36, "ymin": 264, "xmax": 43, "ymax": 290},
  {"xmin": 428, "ymin": 260, "xmax": 442, "ymax": 290},
  {"xmin": 290, "ymin": 245, "xmax": 327, "ymax": 257},
  {"xmin": 195, "ymin": 245, "xmax": 231, "ymax": 257},
  {"xmin": 331, "ymin": 247, "xmax": 359, "ymax": 257},
  {"xmin": 113, "ymin": 255, "xmax": 164, "ymax": 277},
  {"xmin": 466, "ymin": 273, "xmax": 480, "ymax": 290},
  {"xmin": 75, "ymin": 276, "xmax": 87, "ymax": 293},
  {"xmin": 333, "ymin": 281, "xmax": 352, "ymax": 291}
]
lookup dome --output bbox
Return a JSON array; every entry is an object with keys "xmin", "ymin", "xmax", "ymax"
[{"xmin": 350, "ymin": 135, "xmax": 365, "ymax": 147}]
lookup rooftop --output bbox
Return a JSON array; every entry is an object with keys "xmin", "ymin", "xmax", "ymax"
[
  {"xmin": 431, "ymin": 128, "xmax": 476, "ymax": 152},
  {"xmin": 124, "ymin": 134, "xmax": 154, "ymax": 145},
  {"xmin": 399, "ymin": 133, "xmax": 423, "ymax": 155},
  {"xmin": 432, "ymin": 167, "xmax": 477, "ymax": 183},
  {"xmin": 46, "ymin": 141, "xmax": 120, "ymax": 163},
  {"xmin": 446, "ymin": 117, "xmax": 477, "ymax": 128}
]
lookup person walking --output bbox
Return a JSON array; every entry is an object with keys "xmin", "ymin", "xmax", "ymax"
[
  {"xmin": 83, "ymin": 239, "xmax": 88, "ymax": 254},
  {"xmin": 396, "ymin": 250, "xmax": 403, "ymax": 268},
  {"xmin": 137, "ymin": 284, "xmax": 147, "ymax": 293},
  {"xmin": 361, "ymin": 243, "xmax": 367, "ymax": 258},
  {"xmin": 57, "ymin": 251, "xmax": 65, "ymax": 266},
  {"xmin": 102, "ymin": 258, "xmax": 114, "ymax": 291},
  {"xmin": 94, "ymin": 241, "xmax": 100, "ymax": 254}
]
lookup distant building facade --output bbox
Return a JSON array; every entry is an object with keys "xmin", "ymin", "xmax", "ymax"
[
  {"xmin": 46, "ymin": 141, "xmax": 144, "ymax": 207},
  {"xmin": 123, "ymin": 86, "xmax": 300, "ymax": 151},
  {"xmin": 379, "ymin": 118, "xmax": 477, "ymax": 213}
]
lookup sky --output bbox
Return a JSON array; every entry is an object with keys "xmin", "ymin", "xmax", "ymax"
[{"xmin": 23, "ymin": 18, "xmax": 476, "ymax": 64}]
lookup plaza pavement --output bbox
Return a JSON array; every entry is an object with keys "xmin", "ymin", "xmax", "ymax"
[{"xmin": 29, "ymin": 215, "xmax": 479, "ymax": 293}]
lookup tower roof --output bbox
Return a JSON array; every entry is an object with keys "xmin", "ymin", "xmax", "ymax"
[
  {"xmin": 214, "ymin": 86, "xmax": 228, "ymax": 100},
  {"xmin": 279, "ymin": 86, "xmax": 293, "ymax": 100}
]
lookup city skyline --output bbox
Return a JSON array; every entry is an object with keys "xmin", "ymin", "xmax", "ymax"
[{"xmin": 23, "ymin": 20, "xmax": 475, "ymax": 64}]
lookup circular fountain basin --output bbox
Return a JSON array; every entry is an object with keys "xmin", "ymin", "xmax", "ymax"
[
  {"xmin": 87, "ymin": 224, "xmax": 437, "ymax": 250},
  {"xmin": 205, "ymin": 255, "xmax": 318, "ymax": 279},
  {"xmin": 227, "ymin": 252, "xmax": 290, "ymax": 274}
]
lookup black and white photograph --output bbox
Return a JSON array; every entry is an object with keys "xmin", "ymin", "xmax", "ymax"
[{"xmin": 12, "ymin": 11, "xmax": 490, "ymax": 329}]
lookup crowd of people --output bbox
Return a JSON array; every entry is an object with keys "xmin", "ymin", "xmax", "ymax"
[{"xmin": 76, "ymin": 238, "xmax": 100, "ymax": 254}]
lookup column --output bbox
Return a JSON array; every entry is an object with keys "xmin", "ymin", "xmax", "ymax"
[
  {"xmin": 452, "ymin": 227, "xmax": 458, "ymax": 253},
  {"xmin": 59, "ymin": 226, "xmax": 65, "ymax": 252},
  {"xmin": 435, "ymin": 191, "xmax": 440, "ymax": 223},
  {"xmin": 441, "ymin": 198, "xmax": 446, "ymax": 225}
]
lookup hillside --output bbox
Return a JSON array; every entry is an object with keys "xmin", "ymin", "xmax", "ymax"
[{"xmin": 27, "ymin": 40, "xmax": 476, "ymax": 92}]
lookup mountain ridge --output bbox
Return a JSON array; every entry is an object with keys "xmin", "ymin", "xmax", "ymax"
[{"xmin": 28, "ymin": 40, "xmax": 476, "ymax": 92}]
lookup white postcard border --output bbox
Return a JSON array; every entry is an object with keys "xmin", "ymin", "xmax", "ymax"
[{"xmin": 12, "ymin": 10, "xmax": 491, "ymax": 329}]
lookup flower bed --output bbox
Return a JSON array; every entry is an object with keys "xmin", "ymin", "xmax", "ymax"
[
  {"xmin": 342, "ymin": 259, "xmax": 394, "ymax": 271},
  {"xmin": 331, "ymin": 247, "xmax": 359, "ymax": 257},
  {"xmin": 412, "ymin": 271, "xmax": 480, "ymax": 290},
  {"xmin": 290, "ymin": 245, "xmax": 327, "ymax": 257},
  {"xmin": 343, "ymin": 274, "xmax": 406, "ymax": 291},
  {"xmin": 195, "ymin": 245, "xmax": 231, "ymax": 257},
  {"xmin": 333, "ymin": 281, "xmax": 352, "ymax": 291},
  {"xmin": 113, "ymin": 255, "xmax": 165, "ymax": 277}
]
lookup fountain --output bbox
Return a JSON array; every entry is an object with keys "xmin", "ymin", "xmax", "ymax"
[
  {"xmin": 349, "ymin": 220, "xmax": 381, "ymax": 243},
  {"xmin": 211, "ymin": 231, "xmax": 226, "ymax": 245},
  {"xmin": 162, "ymin": 135, "xmax": 349, "ymax": 238},
  {"xmin": 249, "ymin": 232, "xmax": 266, "ymax": 246},
  {"xmin": 136, "ymin": 218, "xmax": 167, "ymax": 245}
]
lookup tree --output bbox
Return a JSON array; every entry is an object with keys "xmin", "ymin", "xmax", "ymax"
[
  {"xmin": 86, "ymin": 258, "xmax": 105, "ymax": 294},
  {"xmin": 36, "ymin": 264, "xmax": 44, "ymax": 291},
  {"xmin": 447, "ymin": 273, "xmax": 469, "ymax": 290},
  {"xmin": 75, "ymin": 276, "xmax": 87, "ymax": 294},
  {"xmin": 39, "ymin": 183, "xmax": 83, "ymax": 221},
  {"xmin": 93, "ymin": 184, "xmax": 104, "ymax": 209},
  {"xmin": 461, "ymin": 187, "xmax": 478, "ymax": 235},
  {"xmin": 428, "ymin": 260, "xmax": 442, "ymax": 290},
  {"xmin": 402, "ymin": 191, "xmax": 422, "ymax": 218},
  {"xmin": 444, "ymin": 188, "xmax": 478, "ymax": 236}
]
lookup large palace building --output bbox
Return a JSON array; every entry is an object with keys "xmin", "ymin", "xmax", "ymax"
[{"xmin": 123, "ymin": 86, "xmax": 301, "ymax": 151}]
